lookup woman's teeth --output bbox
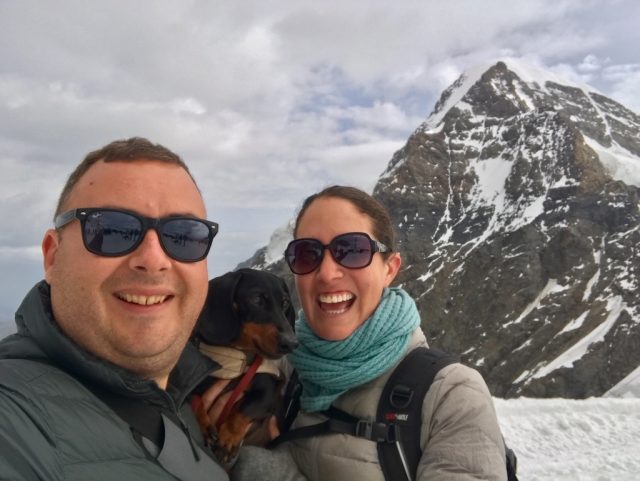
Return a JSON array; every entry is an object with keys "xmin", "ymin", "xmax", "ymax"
[
  {"xmin": 118, "ymin": 293, "xmax": 167, "ymax": 306},
  {"xmin": 318, "ymin": 292, "xmax": 354, "ymax": 304},
  {"xmin": 318, "ymin": 292, "xmax": 354, "ymax": 314}
]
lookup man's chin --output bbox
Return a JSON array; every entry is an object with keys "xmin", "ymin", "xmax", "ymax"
[{"xmin": 107, "ymin": 342, "xmax": 182, "ymax": 373}]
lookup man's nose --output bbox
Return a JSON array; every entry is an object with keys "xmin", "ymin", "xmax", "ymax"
[{"xmin": 128, "ymin": 229, "xmax": 172, "ymax": 272}]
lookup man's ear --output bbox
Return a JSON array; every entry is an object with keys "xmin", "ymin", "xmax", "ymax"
[
  {"xmin": 42, "ymin": 229, "xmax": 60, "ymax": 283},
  {"xmin": 384, "ymin": 252, "xmax": 402, "ymax": 287}
]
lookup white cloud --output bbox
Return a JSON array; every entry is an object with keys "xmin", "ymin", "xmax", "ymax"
[
  {"xmin": 578, "ymin": 54, "xmax": 606, "ymax": 73},
  {"xmin": 0, "ymin": 0, "xmax": 638, "ymax": 315},
  {"xmin": 534, "ymin": 55, "xmax": 640, "ymax": 113},
  {"xmin": 604, "ymin": 65, "xmax": 640, "ymax": 113}
]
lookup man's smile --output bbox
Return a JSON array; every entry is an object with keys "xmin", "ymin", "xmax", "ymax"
[{"xmin": 116, "ymin": 293, "xmax": 170, "ymax": 306}]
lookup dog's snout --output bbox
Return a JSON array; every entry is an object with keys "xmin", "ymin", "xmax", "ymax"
[{"xmin": 277, "ymin": 332, "xmax": 299, "ymax": 354}]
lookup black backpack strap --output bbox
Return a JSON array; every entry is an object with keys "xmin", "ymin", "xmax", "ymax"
[
  {"xmin": 325, "ymin": 406, "xmax": 401, "ymax": 443},
  {"xmin": 278, "ymin": 369, "xmax": 303, "ymax": 434},
  {"xmin": 272, "ymin": 348, "xmax": 456, "ymax": 461},
  {"xmin": 270, "ymin": 406, "xmax": 401, "ymax": 448},
  {"xmin": 272, "ymin": 349, "xmax": 518, "ymax": 481},
  {"xmin": 271, "ymin": 372, "xmax": 401, "ymax": 448},
  {"xmin": 376, "ymin": 347, "xmax": 457, "ymax": 481},
  {"xmin": 506, "ymin": 444, "xmax": 519, "ymax": 481}
]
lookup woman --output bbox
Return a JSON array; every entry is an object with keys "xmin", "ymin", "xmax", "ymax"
[{"xmin": 233, "ymin": 185, "xmax": 506, "ymax": 481}]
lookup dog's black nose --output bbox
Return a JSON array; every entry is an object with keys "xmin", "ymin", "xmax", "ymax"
[{"xmin": 277, "ymin": 332, "xmax": 299, "ymax": 353}]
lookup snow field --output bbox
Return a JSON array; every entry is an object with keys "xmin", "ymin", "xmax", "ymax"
[{"xmin": 495, "ymin": 397, "xmax": 640, "ymax": 480}]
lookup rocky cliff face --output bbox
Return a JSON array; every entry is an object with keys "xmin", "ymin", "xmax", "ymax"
[{"xmin": 243, "ymin": 61, "xmax": 640, "ymax": 398}]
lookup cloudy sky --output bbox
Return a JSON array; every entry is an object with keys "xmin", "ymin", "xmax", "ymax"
[{"xmin": 1, "ymin": 0, "xmax": 638, "ymax": 322}]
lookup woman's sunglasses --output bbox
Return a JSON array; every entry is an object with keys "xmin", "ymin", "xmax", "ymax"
[
  {"xmin": 54, "ymin": 208, "xmax": 219, "ymax": 262},
  {"xmin": 284, "ymin": 232, "xmax": 390, "ymax": 275}
]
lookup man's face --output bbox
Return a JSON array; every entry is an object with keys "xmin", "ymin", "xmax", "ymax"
[{"xmin": 42, "ymin": 159, "xmax": 210, "ymax": 386}]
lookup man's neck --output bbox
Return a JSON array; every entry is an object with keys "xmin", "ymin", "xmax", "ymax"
[{"xmin": 153, "ymin": 375, "xmax": 169, "ymax": 390}]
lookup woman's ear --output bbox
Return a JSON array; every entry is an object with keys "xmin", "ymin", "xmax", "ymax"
[{"xmin": 384, "ymin": 252, "xmax": 402, "ymax": 286}]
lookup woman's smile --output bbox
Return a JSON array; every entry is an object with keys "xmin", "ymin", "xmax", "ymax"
[{"xmin": 317, "ymin": 291, "xmax": 355, "ymax": 315}]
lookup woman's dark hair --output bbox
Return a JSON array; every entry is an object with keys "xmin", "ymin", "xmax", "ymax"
[{"xmin": 294, "ymin": 185, "xmax": 396, "ymax": 255}]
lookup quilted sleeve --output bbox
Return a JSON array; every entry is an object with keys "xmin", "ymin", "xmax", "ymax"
[{"xmin": 417, "ymin": 363, "xmax": 507, "ymax": 481}]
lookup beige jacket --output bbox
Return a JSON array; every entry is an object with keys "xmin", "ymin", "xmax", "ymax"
[{"xmin": 285, "ymin": 328, "xmax": 507, "ymax": 481}]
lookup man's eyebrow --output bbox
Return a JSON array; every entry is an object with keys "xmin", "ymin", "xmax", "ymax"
[{"xmin": 163, "ymin": 211, "xmax": 205, "ymax": 218}]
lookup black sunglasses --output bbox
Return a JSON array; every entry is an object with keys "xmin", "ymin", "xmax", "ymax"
[
  {"xmin": 54, "ymin": 208, "xmax": 219, "ymax": 262},
  {"xmin": 284, "ymin": 232, "xmax": 390, "ymax": 275}
]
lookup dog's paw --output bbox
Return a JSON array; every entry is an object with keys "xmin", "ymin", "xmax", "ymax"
[
  {"xmin": 217, "ymin": 421, "xmax": 246, "ymax": 451},
  {"xmin": 211, "ymin": 440, "xmax": 241, "ymax": 468}
]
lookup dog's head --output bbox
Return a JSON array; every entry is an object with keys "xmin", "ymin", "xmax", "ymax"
[{"xmin": 194, "ymin": 268, "xmax": 298, "ymax": 359}]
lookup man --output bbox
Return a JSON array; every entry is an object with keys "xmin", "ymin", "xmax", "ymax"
[{"xmin": 0, "ymin": 138, "xmax": 229, "ymax": 480}]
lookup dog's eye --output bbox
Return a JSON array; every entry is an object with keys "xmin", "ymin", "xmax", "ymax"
[{"xmin": 250, "ymin": 294, "xmax": 266, "ymax": 306}]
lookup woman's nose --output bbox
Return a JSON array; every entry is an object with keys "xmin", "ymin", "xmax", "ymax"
[{"xmin": 316, "ymin": 249, "xmax": 343, "ymax": 281}]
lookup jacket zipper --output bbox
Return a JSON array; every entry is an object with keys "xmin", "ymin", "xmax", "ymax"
[{"xmin": 161, "ymin": 389, "xmax": 201, "ymax": 461}]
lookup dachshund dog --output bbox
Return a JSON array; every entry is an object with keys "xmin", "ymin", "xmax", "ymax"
[{"xmin": 191, "ymin": 268, "xmax": 298, "ymax": 465}]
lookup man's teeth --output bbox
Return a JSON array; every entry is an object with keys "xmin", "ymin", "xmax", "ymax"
[
  {"xmin": 118, "ymin": 294, "xmax": 167, "ymax": 306},
  {"xmin": 319, "ymin": 292, "xmax": 354, "ymax": 304}
]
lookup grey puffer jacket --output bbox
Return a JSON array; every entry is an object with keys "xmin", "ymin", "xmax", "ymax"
[
  {"xmin": 0, "ymin": 281, "xmax": 227, "ymax": 481},
  {"xmin": 285, "ymin": 328, "xmax": 507, "ymax": 481}
]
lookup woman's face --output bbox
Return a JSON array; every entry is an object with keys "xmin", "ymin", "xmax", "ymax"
[{"xmin": 294, "ymin": 196, "xmax": 401, "ymax": 340}]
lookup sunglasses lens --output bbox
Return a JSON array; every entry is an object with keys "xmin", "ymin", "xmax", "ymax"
[
  {"xmin": 286, "ymin": 239, "xmax": 323, "ymax": 274},
  {"xmin": 330, "ymin": 233, "xmax": 373, "ymax": 269},
  {"xmin": 82, "ymin": 210, "xmax": 213, "ymax": 261},
  {"xmin": 160, "ymin": 219, "xmax": 213, "ymax": 262},
  {"xmin": 84, "ymin": 210, "xmax": 142, "ymax": 255}
]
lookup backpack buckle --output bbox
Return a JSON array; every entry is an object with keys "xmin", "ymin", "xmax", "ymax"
[
  {"xmin": 355, "ymin": 420, "xmax": 399, "ymax": 443},
  {"xmin": 389, "ymin": 384, "xmax": 413, "ymax": 409}
]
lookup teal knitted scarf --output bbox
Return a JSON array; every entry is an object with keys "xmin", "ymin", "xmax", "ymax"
[{"xmin": 288, "ymin": 287, "xmax": 420, "ymax": 412}]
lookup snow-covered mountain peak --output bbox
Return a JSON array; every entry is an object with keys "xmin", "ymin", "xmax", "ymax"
[
  {"xmin": 238, "ymin": 219, "xmax": 293, "ymax": 272},
  {"xmin": 374, "ymin": 60, "xmax": 640, "ymax": 398},
  {"xmin": 425, "ymin": 58, "xmax": 600, "ymax": 131},
  {"xmin": 493, "ymin": 57, "xmax": 590, "ymax": 91},
  {"xmin": 415, "ymin": 60, "xmax": 640, "ymax": 189},
  {"xmin": 263, "ymin": 220, "xmax": 293, "ymax": 266}
]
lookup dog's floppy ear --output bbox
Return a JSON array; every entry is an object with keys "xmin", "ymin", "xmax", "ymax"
[
  {"xmin": 195, "ymin": 270, "xmax": 243, "ymax": 344},
  {"xmin": 280, "ymin": 277, "xmax": 296, "ymax": 328}
]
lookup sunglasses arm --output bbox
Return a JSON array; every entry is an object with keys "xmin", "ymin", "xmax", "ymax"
[{"xmin": 54, "ymin": 209, "xmax": 80, "ymax": 229}]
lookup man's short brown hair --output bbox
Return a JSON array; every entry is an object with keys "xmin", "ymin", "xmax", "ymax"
[{"xmin": 54, "ymin": 137, "xmax": 197, "ymax": 218}]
